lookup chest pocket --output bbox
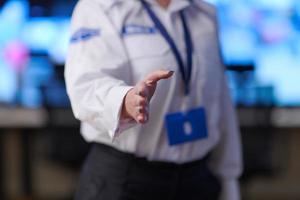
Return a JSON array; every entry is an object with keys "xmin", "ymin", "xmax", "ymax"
[
  {"xmin": 122, "ymin": 31, "xmax": 175, "ymax": 81},
  {"xmin": 123, "ymin": 33, "xmax": 170, "ymax": 60}
]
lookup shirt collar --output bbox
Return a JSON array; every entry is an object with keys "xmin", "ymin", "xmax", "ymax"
[
  {"xmin": 95, "ymin": 0, "xmax": 192, "ymax": 12},
  {"xmin": 143, "ymin": 0, "xmax": 192, "ymax": 12}
]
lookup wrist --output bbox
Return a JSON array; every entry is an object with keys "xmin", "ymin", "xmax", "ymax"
[{"xmin": 121, "ymin": 88, "xmax": 134, "ymax": 120}]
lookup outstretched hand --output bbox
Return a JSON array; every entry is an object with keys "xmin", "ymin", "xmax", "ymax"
[{"xmin": 121, "ymin": 70, "xmax": 174, "ymax": 124}]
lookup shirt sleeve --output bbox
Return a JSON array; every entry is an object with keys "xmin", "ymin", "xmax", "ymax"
[
  {"xmin": 209, "ymin": 71, "xmax": 243, "ymax": 200},
  {"xmin": 206, "ymin": 4, "xmax": 243, "ymax": 200},
  {"xmin": 65, "ymin": 0, "xmax": 135, "ymax": 139}
]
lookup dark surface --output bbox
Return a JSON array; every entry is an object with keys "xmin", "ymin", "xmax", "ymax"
[{"xmin": 0, "ymin": 132, "xmax": 4, "ymax": 199}]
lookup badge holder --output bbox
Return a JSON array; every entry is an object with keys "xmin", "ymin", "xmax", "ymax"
[{"xmin": 165, "ymin": 107, "xmax": 208, "ymax": 146}]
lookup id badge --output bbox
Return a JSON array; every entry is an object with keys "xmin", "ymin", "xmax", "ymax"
[{"xmin": 165, "ymin": 107, "xmax": 208, "ymax": 146}]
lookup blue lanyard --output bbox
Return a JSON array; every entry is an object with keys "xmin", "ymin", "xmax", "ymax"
[{"xmin": 140, "ymin": 0, "xmax": 193, "ymax": 95}]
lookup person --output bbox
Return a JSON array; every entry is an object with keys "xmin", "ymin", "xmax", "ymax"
[{"xmin": 65, "ymin": 0, "xmax": 243, "ymax": 199}]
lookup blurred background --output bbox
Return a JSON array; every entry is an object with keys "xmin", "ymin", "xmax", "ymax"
[{"xmin": 0, "ymin": 0, "xmax": 299, "ymax": 199}]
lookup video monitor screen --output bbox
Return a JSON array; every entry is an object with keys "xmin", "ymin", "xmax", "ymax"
[
  {"xmin": 0, "ymin": 0, "xmax": 299, "ymax": 107},
  {"xmin": 206, "ymin": 0, "xmax": 300, "ymax": 106},
  {"xmin": 0, "ymin": 0, "xmax": 72, "ymax": 107}
]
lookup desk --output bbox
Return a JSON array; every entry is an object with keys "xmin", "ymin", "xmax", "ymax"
[
  {"xmin": 1, "ymin": 107, "xmax": 299, "ymax": 128},
  {"xmin": 238, "ymin": 107, "xmax": 300, "ymax": 128},
  {"xmin": 0, "ymin": 107, "xmax": 300, "ymax": 198},
  {"xmin": 0, "ymin": 107, "xmax": 78, "ymax": 198}
]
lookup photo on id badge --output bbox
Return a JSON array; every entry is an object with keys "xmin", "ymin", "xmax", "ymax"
[{"xmin": 165, "ymin": 107, "xmax": 208, "ymax": 146}]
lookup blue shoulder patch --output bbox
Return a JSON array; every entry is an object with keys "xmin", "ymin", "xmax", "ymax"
[
  {"xmin": 70, "ymin": 28, "xmax": 100, "ymax": 43},
  {"xmin": 121, "ymin": 24, "xmax": 157, "ymax": 36}
]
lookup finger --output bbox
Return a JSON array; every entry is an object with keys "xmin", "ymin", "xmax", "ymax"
[
  {"xmin": 137, "ymin": 105, "xmax": 148, "ymax": 115},
  {"xmin": 137, "ymin": 113, "xmax": 148, "ymax": 124},
  {"xmin": 136, "ymin": 105, "xmax": 149, "ymax": 124},
  {"xmin": 136, "ymin": 82, "xmax": 149, "ymax": 97},
  {"xmin": 135, "ymin": 95, "xmax": 148, "ymax": 107},
  {"xmin": 144, "ymin": 70, "xmax": 174, "ymax": 85}
]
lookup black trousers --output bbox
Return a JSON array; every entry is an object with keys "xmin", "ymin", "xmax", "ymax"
[{"xmin": 75, "ymin": 143, "xmax": 221, "ymax": 200}]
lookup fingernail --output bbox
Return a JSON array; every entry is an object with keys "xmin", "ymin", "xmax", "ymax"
[
  {"xmin": 169, "ymin": 71, "xmax": 174, "ymax": 75},
  {"xmin": 137, "ymin": 115, "xmax": 143, "ymax": 124}
]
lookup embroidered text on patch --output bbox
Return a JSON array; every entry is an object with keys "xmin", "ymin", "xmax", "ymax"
[
  {"xmin": 122, "ymin": 25, "xmax": 157, "ymax": 36},
  {"xmin": 70, "ymin": 28, "xmax": 100, "ymax": 43}
]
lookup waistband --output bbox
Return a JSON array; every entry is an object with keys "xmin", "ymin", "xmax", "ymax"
[{"xmin": 93, "ymin": 142, "xmax": 209, "ymax": 171}]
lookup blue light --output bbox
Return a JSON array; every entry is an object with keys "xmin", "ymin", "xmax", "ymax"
[
  {"xmin": 0, "ymin": 62, "xmax": 17, "ymax": 103},
  {"xmin": 48, "ymin": 19, "xmax": 71, "ymax": 64},
  {"xmin": 0, "ymin": 0, "xmax": 28, "ymax": 44},
  {"xmin": 21, "ymin": 18, "xmax": 60, "ymax": 52},
  {"xmin": 0, "ymin": 0, "xmax": 299, "ymax": 107},
  {"xmin": 251, "ymin": 0, "xmax": 294, "ymax": 11},
  {"xmin": 20, "ymin": 17, "xmax": 70, "ymax": 63}
]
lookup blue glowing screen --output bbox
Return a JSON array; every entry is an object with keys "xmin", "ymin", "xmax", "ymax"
[
  {"xmin": 0, "ymin": 0, "xmax": 71, "ymax": 107},
  {"xmin": 0, "ymin": 0, "xmax": 300, "ymax": 107},
  {"xmin": 208, "ymin": 0, "xmax": 300, "ymax": 106}
]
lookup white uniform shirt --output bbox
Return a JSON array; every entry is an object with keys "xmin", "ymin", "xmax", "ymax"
[{"xmin": 65, "ymin": 0, "xmax": 242, "ymax": 199}]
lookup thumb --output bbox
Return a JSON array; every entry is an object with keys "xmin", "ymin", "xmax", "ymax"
[{"xmin": 144, "ymin": 70, "xmax": 174, "ymax": 85}]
